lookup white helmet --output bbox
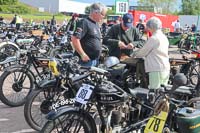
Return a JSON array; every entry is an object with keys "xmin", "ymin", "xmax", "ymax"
[{"xmin": 104, "ymin": 56, "xmax": 119, "ymax": 68}]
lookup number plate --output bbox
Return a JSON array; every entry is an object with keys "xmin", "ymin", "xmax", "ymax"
[
  {"xmin": 144, "ymin": 111, "xmax": 168, "ymax": 133},
  {"xmin": 75, "ymin": 84, "xmax": 94, "ymax": 105},
  {"xmin": 51, "ymin": 99, "xmax": 75, "ymax": 110}
]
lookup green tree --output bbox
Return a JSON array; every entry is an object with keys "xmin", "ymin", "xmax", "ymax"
[
  {"xmin": 85, "ymin": 6, "xmax": 115, "ymax": 16},
  {"xmin": 107, "ymin": 8, "xmax": 115, "ymax": 15},
  {"xmin": 180, "ymin": 0, "xmax": 200, "ymax": 15},
  {"xmin": 85, "ymin": 6, "xmax": 90, "ymax": 14},
  {"xmin": 137, "ymin": 0, "xmax": 178, "ymax": 14},
  {"xmin": 0, "ymin": 0, "xmax": 18, "ymax": 5}
]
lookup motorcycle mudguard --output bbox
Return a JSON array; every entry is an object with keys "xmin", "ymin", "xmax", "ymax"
[
  {"xmin": 36, "ymin": 79, "xmax": 57, "ymax": 90},
  {"xmin": 0, "ymin": 41, "xmax": 19, "ymax": 50},
  {"xmin": 46, "ymin": 106, "xmax": 75, "ymax": 120},
  {"xmin": 46, "ymin": 106, "xmax": 96, "ymax": 128},
  {"xmin": 0, "ymin": 56, "xmax": 17, "ymax": 65},
  {"xmin": 3, "ymin": 64, "xmax": 36, "ymax": 80},
  {"xmin": 4, "ymin": 64, "xmax": 25, "ymax": 71}
]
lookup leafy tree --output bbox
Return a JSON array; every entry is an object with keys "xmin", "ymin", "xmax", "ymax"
[
  {"xmin": 85, "ymin": 6, "xmax": 90, "ymax": 14},
  {"xmin": 0, "ymin": 0, "xmax": 18, "ymax": 5},
  {"xmin": 85, "ymin": 6, "xmax": 115, "ymax": 16},
  {"xmin": 137, "ymin": 0, "xmax": 178, "ymax": 14},
  {"xmin": 180, "ymin": 0, "xmax": 200, "ymax": 15},
  {"xmin": 0, "ymin": 5, "xmax": 30, "ymax": 14},
  {"xmin": 107, "ymin": 8, "xmax": 115, "ymax": 15},
  {"xmin": 0, "ymin": 0, "xmax": 31, "ymax": 14}
]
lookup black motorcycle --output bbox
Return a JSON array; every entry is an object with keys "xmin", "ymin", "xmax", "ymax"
[
  {"xmin": 41, "ymin": 68, "xmax": 193, "ymax": 133},
  {"xmin": 23, "ymin": 54, "xmax": 80, "ymax": 131}
]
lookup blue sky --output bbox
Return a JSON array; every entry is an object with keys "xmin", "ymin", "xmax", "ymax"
[
  {"xmin": 75, "ymin": 0, "xmax": 181, "ymax": 10},
  {"xmin": 75, "ymin": 0, "xmax": 137, "ymax": 6}
]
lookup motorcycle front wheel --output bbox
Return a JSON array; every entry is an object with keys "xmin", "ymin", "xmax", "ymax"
[
  {"xmin": 0, "ymin": 67, "xmax": 34, "ymax": 107},
  {"xmin": 41, "ymin": 110, "xmax": 96, "ymax": 133},
  {"xmin": 24, "ymin": 87, "xmax": 69, "ymax": 131}
]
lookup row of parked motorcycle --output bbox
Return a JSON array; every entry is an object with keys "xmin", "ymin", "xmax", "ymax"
[
  {"xmin": 167, "ymin": 31, "xmax": 200, "ymax": 50},
  {"xmin": 1, "ymin": 24, "xmax": 200, "ymax": 133}
]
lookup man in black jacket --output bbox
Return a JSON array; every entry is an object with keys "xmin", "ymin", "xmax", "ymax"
[
  {"xmin": 66, "ymin": 13, "xmax": 79, "ymax": 33},
  {"xmin": 50, "ymin": 15, "xmax": 56, "ymax": 32},
  {"xmin": 10, "ymin": 14, "xmax": 17, "ymax": 28},
  {"xmin": 136, "ymin": 19, "xmax": 145, "ymax": 33},
  {"xmin": 103, "ymin": 13, "xmax": 143, "ymax": 59}
]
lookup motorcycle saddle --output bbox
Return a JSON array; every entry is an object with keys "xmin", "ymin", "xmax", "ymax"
[
  {"xmin": 121, "ymin": 57, "xmax": 142, "ymax": 67},
  {"xmin": 57, "ymin": 52, "xmax": 73, "ymax": 59},
  {"xmin": 129, "ymin": 87, "xmax": 149, "ymax": 100},
  {"xmin": 165, "ymin": 85, "xmax": 194, "ymax": 95},
  {"xmin": 129, "ymin": 85, "xmax": 194, "ymax": 100}
]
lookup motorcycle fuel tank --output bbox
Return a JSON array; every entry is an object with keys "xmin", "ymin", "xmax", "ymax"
[{"xmin": 177, "ymin": 107, "xmax": 200, "ymax": 133}]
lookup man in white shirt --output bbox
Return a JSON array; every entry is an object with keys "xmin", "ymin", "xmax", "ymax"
[{"xmin": 174, "ymin": 19, "xmax": 181, "ymax": 32}]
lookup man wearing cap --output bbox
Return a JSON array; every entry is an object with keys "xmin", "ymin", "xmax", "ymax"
[{"xmin": 103, "ymin": 13, "xmax": 142, "ymax": 60}]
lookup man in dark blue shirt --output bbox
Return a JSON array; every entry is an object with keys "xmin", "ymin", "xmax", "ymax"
[
  {"xmin": 191, "ymin": 24, "xmax": 197, "ymax": 32},
  {"xmin": 71, "ymin": 3, "xmax": 107, "ymax": 67}
]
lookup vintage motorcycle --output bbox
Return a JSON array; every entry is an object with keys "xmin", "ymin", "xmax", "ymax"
[
  {"xmin": 40, "ymin": 66, "xmax": 200, "ymax": 133},
  {"xmin": 24, "ymin": 54, "xmax": 80, "ymax": 131}
]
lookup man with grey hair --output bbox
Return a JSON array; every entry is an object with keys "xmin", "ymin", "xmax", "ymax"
[
  {"xmin": 135, "ymin": 17, "xmax": 170, "ymax": 91},
  {"xmin": 71, "ymin": 3, "xmax": 107, "ymax": 67}
]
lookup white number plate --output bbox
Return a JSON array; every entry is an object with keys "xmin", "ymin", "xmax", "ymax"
[{"xmin": 75, "ymin": 84, "xmax": 94, "ymax": 105}]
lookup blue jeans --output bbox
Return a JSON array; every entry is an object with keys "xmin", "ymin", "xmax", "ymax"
[{"xmin": 79, "ymin": 59, "xmax": 98, "ymax": 67}]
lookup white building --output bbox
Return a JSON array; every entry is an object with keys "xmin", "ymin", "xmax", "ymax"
[
  {"xmin": 19, "ymin": 0, "xmax": 91, "ymax": 14},
  {"xmin": 179, "ymin": 15, "xmax": 200, "ymax": 30}
]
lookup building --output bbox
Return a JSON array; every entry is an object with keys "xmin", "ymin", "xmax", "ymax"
[
  {"xmin": 19, "ymin": 0, "xmax": 91, "ymax": 14},
  {"xmin": 179, "ymin": 15, "xmax": 200, "ymax": 31}
]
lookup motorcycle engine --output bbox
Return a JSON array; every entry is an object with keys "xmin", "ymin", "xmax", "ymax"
[{"xmin": 96, "ymin": 80, "xmax": 128, "ymax": 106}]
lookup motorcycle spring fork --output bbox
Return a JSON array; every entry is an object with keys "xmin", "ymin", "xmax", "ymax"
[{"xmin": 105, "ymin": 110, "xmax": 112, "ymax": 133}]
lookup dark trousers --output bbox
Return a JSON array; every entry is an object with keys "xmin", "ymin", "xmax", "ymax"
[{"xmin": 16, "ymin": 23, "xmax": 20, "ymax": 30}]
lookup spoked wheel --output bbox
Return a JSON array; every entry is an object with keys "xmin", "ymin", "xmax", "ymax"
[
  {"xmin": 24, "ymin": 88, "xmax": 67, "ymax": 131},
  {"xmin": 0, "ymin": 43, "xmax": 19, "ymax": 62},
  {"xmin": 41, "ymin": 111, "xmax": 96, "ymax": 133},
  {"xmin": 189, "ymin": 63, "xmax": 200, "ymax": 85},
  {"xmin": 0, "ymin": 67, "xmax": 34, "ymax": 107}
]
